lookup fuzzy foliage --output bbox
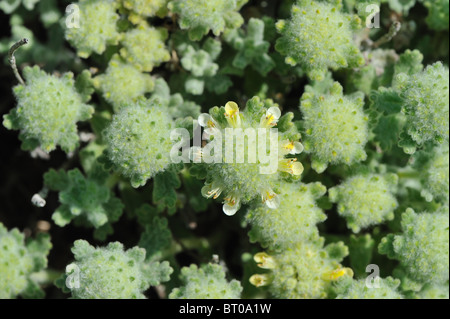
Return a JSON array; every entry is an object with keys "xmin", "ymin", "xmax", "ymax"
[
  {"xmin": 93, "ymin": 55, "xmax": 154, "ymax": 112},
  {"xmin": 43, "ymin": 166, "xmax": 124, "ymax": 238},
  {"xmin": 419, "ymin": 0, "xmax": 449, "ymax": 30},
  {"xmin": 300, "ymin": 81, "xmax": 368, "ymax": 173},
  {"xmin": 396, "ymin": 62, "xmax": 449, "ymax": 151},
  {"xmin": 136, "ymin": 204, "xmax": 172, "ymax": 261},
  {"xmin": 56, "ymin": 240, "xmax": 172, "ymax": 299},
  {"xmin": 168, "ymin": 0, "xmax": 247, "ymax": 41},
  {"xmin": 415, "ymin": 284, "xmax": 450, "ymax": 299},
  {"xmin": 379, "ymin": 208, "xmax": 449, "ymax": 285},
  {"xmin": 419, "ymin": 144, "xmax": 449, "ymax": 203},
  {"xmin": 2, "ymin": 0, "xmax": 449, "ymax": 302},
  {"xmin": 336, "ymin": 277, "xmax": 403, "ymax": 299},
  {"xmin": 3, "ymin": 66, "xmax": 93, "ymax": 153},
  {"xmin": 329, "ymin": 173, "xmax": 398, "ymax": 232},
  {"xmin": 224, "ymin": 18, "xmax": 275, "ymax": 76},
  {"xmin": 275, "ymin": 0, "xmax": 364, "ymax": 80},
  {"xmin": 169, "ymin": 263, "xmax": 243, "ymax": 299},
  {"xmin": 0, "ymin": 0, "xmax": 39, "ymax": 13},
  {"xmin": 102, "ymin": 100, "xmax": 175, "ymax": 188},
  {"xmin": 120, "ymin": 23, "xmax": 171, "ymax": 72},
  {"xmin": 65, "ymin": 0, "xmax": 120, "ymax": 58},
  {"xmin": 122, "ymin": 0, "xmax": 169, "ymax": 23},
  {"xmin": 150, "ymin": 78, "xmax": 201, "ymax": 118},
  {"xmin": 0, "ymin": 223, "xmax": 51, "ymax": 299},
  {"xmin": 171, "ymin": 35, "xmax": 231, "ymax": 95}
]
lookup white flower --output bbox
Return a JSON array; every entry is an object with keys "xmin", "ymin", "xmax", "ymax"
[
  {"xmin": 223, "ymin": 194, "xmax": 241, "ymax": 216},
  {"xmin": 224, "ymin": 102, "xmax": 241, "ymax": 128},
  {"xmin": 279, "ymin": 158, "xmax": 304, "ymax": 176},
  {"xmin": 198, "ymin": 113, "xmax": 220, "ymax": 129},
  {"xmin": 201, "ymin": 182, "xmax": 223, "ymax": 199},
  {"xmin": 280, "ymin": 140, "xmax": 304, "ymax": 155},
  {"xmin": 198, "ymin": 113, "xmax": 221, "ymax": 140},
  {"xmin": 261, "ymin": 188, "xmax": 280, "ymax": 209}
]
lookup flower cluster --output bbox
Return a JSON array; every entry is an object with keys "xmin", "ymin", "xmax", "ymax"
[
  {"xmin": 193, "ymin": 97, "xmax": 303, "ymax": 216},
  {"xmin": 250, "ymin": 238, "xmax": 352, "ymax": 299}
]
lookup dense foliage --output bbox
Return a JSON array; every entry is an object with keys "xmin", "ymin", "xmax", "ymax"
[{"xmin": 0, "ymin": 0, "xmax": 448, "ymax": 299}]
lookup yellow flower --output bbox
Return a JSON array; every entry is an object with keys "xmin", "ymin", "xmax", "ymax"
[
  {"xmin": 254, "ymin": 252, "xmax": 276, "ymax": 269},
  {"xmin": 249, "ymin": 274, "xmax": 272, "ymax": 287},
  {"xmin": 224, "ymin": 101, "xmax": 241, "ymax": 128},
  {"xmin": 322, "ymin": 267, "xmax": 354, "ymax": 281}
]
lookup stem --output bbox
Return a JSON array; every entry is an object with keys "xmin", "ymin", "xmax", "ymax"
[
  {"xmin": 8, "ymin": 38, "xmax": 29, "ymax": 85},
  {"xmin": 373, "ymin": 22, "xmax": 401, "ymax": 48},
  {"xmin": 30, "ymin": 269, "xmax": 63, "ymax": 286},
  {"xmin": 396, "ymin": 170, "xmax": 420, "ymax": 180}
]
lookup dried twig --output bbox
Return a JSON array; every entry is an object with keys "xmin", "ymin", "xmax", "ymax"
[{"xmin": 8, "ymin": 38, "xmax": 29, "ymax": 85}]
